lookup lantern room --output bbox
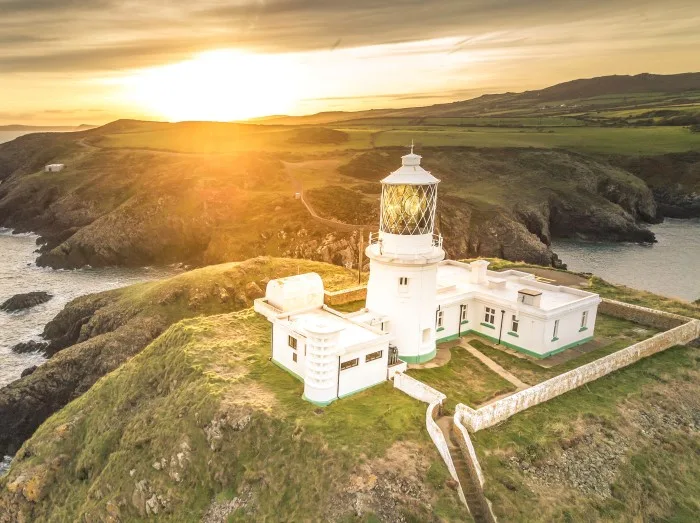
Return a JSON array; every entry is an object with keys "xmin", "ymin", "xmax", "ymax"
[{"xmin": 379, "ymin": 148, "xmax": 439, "ymax": 236}]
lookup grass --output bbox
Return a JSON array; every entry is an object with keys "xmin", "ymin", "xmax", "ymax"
[
  {"xmin": 371, "ymin": 125, "xmax": 700, "ymax": 155},
  {"xmin": 407, "ymin": 346, "xmax": 516, "ymax": 410},
  {"xmin": 332, "ymin": 299, "xmax": 367, "ymax": 313},
  {"xmin": 1, "ymin": 310, "xmax": 466, "ymax": 522},
  {"xmin": 465, "ymin": 314, "xmax": 660, "ymax": 385},
  {"xmin": 470, "ymin": 343, "xmax": 700, "ymax": 522}
]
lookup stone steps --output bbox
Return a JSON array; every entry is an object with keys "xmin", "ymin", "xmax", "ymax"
[{"xmin": 437, "ymin": 415, "xmax": 492, "ymax": 523}]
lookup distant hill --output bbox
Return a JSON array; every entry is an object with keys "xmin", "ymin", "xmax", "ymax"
[
  {"xmin": 259, "ymin": 72, "xmax": 700, "ymax": 125},
  {"xmin": 0, "ymin": 124, "xmax": 95, "ymax": 132}
]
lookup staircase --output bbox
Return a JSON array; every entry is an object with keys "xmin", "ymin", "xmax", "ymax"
[{"xmin": 436, "ymin": 415, "xmax": 494, "ymax": 523}]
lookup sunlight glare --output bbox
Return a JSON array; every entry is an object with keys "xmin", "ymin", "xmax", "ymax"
[{"xmin": 118, "ymin": 50, "xmax": 304, "ymax": 121}]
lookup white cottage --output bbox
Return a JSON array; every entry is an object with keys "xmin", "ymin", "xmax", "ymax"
[
  {"xmin": 255, "ymin": 148, "xmax": 601, "ymax": 404},
  {"xmin": 44, "ymin": 163, "xmax": 65, "ymax": 173},
  {"xmin": 254, "ymin": 273, "xmax": 403, "ymax": 406}
]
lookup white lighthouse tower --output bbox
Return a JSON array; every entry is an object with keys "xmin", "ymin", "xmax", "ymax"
[{"xmin": 365, "ymin": 145, "xmax": 445, "ymax": 363}]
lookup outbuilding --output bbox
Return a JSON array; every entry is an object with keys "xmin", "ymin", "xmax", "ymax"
[{"xmin": 44, "ymin": 164, "xmax": 65, "ymax": 173}]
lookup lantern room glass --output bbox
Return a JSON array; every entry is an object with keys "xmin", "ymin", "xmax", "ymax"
[{"xmin": 380, "ymin": 183, "xmax": 437, "ymax": 235}]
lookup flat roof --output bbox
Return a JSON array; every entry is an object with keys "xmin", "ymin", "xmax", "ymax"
[
  {"xmin": 435, "ymin": 262, "xmax": 596, "ymax": 311},
  {"xmin": 286, "ymin": 309, "xmax": 385, "ymax": 350}
]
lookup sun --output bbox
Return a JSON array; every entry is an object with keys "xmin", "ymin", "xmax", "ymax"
[{"xmin": 118, "ymin": 50, "xmax": 304, "ymax": 121}]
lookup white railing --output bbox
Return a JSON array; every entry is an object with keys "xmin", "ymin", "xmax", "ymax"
[{"xmin": 368, "ymin": 232, "xmax": 443, "ymax": 251}]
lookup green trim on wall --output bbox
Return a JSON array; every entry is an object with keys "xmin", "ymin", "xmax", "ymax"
[
  {"xmin": 507, "ymin": 331, "xmax": 519, "ymax": 338},
  {"xmin": 302, "ymin": 393, "xmax": 335, "ymax": 407},
  {"xmin": 551, "ymin": 337, "xmax": 559, "ymax": 342},
  {"xmin": 437, "ymin": 333, "xmax": 460, "ymax": 344},
  {"xmin": 480, "ymin": 322, "xmax": 495, "ymax": 329},
  {"xmin": 271, "ymin": 359, "xmax": 304, "ymax": 382},
  {"xmin": 579, "ymin": 326, "xmax": 588, "ymax": 332},
  {"xmin": 432, "ymin": 327, "xmax": 596, "ymax": 360},
  {"xmin": 461, "ymin": 320, "xmax": 469, "ymax": 325},
  {"xmin": 399, "ymin": 348, "xmax": 437, "ymax": 364},
  {"xmin": 436, "ymin": 327, "xmax": 445, "ymax": 332}
]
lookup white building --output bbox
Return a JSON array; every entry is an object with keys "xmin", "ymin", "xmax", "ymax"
[
  {"xmin": 254, "ymin": 273, "xmax": 403, "ymax": 406},
  {"xmin": 44, "ymin": 164, "xmax": 65, "ymax": 173},
  {"xmin": 255, "ymin": 148, "xmax": 601, "ymax": 405}
]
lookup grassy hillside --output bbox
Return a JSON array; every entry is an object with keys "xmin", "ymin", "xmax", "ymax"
[
  {"xmin": 2, "ymin": 76, "xmax": 699, "ymax": 272},
  {"xmin": 1, "ymin": 257, "xmax": 699, "ymax": 520},
  {"xmin": 0, "ymin": 120, "xmax": 669, "ymax": 272},
  {"xmin": 0, "ymin": 258, "xmax": 366, "ymax": 457},
  {"xmin": 0, "ymin": 314, "xmax": 464, "ymax": 521},
  {"xmin": 472, "ymin": 342, "xmax": 700, "ymax": 522}
]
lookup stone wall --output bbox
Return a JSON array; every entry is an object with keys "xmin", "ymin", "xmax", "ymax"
[
  {"xmin": 457, "ymin": 318, "xmax": 700, "ymax": 432},
  {"xmin": 393, "ymin": 372, "xmax": 446, "ymax": 405},
  {"xmin": 452, "ymin": 415, "xmax": 497, "ymax": 523},
  {"xmin": 599, "ymin": 298, "xmax": 689, "ymax": 330},
  {"xmin": 323, "ymin": 285, "xmax": 367, "ymax": 306},
  {"xmin": 426, "ymin": 402, "xmax": 468, "ymax": 508}
]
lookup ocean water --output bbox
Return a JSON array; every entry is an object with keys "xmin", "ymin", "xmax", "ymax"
[
  {"xmin": 552, "ymin": 218, "xmax": 700, "ymax": 302},
  {"xmin": 0, "ymin": 230, "xmax": 177, "ymax": 388}
]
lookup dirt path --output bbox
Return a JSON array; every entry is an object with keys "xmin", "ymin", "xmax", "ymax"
[{"xmin": 281, "ymin": 160, "xmax": 372, "ymax": 233}]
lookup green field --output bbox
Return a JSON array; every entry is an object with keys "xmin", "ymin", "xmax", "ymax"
[{"xmin": 95, "ymin": 122, "xmax": 700, "ymax": 155}]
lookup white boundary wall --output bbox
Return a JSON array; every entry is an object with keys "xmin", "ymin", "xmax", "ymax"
[
  {"xmin": 393, "ymin": 372, "xmax": 468, "ymax": 508},
  {"xmin": 457, "ymin": 318, "xmax": 700, "ymax": 432},
  {"xmin": 453, "ymin": 414, "xmax": 485, "ymax": 487},
  {"xmin": 427, "ymin": 401, "xmax": 468, "ymax": 508},
  {"xmin": 393, "ymin": 371, "xmax": 446, "ymax": 404}
]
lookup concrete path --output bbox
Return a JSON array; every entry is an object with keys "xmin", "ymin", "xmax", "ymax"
[{"xmin": 461, "ymin": 340, "xmax": 529, "ymax": 390}]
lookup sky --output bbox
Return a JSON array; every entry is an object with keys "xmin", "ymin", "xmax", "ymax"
[{"xmin": 1, "ymin": 0, "xmax": 699, "ymax": 125}]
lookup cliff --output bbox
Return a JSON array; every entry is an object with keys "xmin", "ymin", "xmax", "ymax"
[
  {"xmin": 0, "ymin": 122, "xmax": 663, "ymax": 271},
  {"xmin": 610, "ymin": 152, "xmax": 700, "ymax": 218},
  {"xmin": 0, "ymin": 257, "xmax": 362, "ymax": 457},
  {"xmin": 1, "ymin": 258, "xmax": 699, "ymax": 521},
  {"xmin": 0, "ymin": 258, "xmax": 463, "ymax": 522}
]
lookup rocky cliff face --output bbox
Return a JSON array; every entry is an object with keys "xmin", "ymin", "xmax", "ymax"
[
  {"xmin": 610, "ymin": 152, "xmax": 700, "ymax": 218},
  {"xmin": 0, "ymin": 127, "xmax": 664, "ymax": 271}
]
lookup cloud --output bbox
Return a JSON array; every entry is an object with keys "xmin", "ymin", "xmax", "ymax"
[{"xmin": 0, "ymin": 0, "xmax": 697, "ymax": 73}]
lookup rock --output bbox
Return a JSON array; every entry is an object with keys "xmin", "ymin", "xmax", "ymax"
[
  {"xmin": 244, "ymin": 282, "xmax": 264, "ymax": 300},
  {"xmin": 11, "ymin": 341, "xmax": 49, "ymax": 355},
  {"xmin": 1, "ymin": 292, "xmax": 53, "ymax": 312},
  {"xmin": 20, "ymin": 366, "xmax": 37, "ymax": 378}
]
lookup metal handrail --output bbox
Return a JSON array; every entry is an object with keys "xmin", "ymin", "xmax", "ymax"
[{"xmin": 368, "ymin": 231, "xmax": 443, "ymax": 252}]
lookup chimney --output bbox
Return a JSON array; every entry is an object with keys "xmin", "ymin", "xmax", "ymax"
[
  {"xmin": 470, "ymin": 260, "xmax": 489, "ymax": 284},
  {"xmin": 518, "ymin": 289, "xmax": 542, "ymax": 308}
]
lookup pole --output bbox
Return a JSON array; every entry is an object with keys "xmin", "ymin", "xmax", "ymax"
[
  {"xmin": 498, "ymin": 309, "xmax": 506, "ymax": 345},
  {"xmin": 358, "ymin": 228, "xmax": 364, "ymax": 284}
]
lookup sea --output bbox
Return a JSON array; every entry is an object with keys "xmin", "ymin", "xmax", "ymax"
[
  {"xmin": 552, "ymin": 218, "xmax": 700, "ymax": 302},
  {"xmin": 0, "ymin": 231, "xmax": 177, "ymax": 475}
]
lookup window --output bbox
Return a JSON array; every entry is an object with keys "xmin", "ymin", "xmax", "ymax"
[
  {"xmin": 511, "ymin": 315, "xmax": 519, "ymax": 333},
  {"xmin": 581, "ymin": 311, "xmax": 588, "ymax": 329},
  {"xmin": 484, "ymin": 307, "xmax": 495, "ymax": 324},
  {"xmin": 292, "ymin": 353, "xmax": 297, "ymax": 363},
  {"xmin": 460, "ymin": 304, "xmax": 468, "ymax": 323},
  {"xmin": 422, "ymin": 328, "xmax": 430, "ymax": 343},
  {"xmin": 366, "ymin": 350, "xmax": 383, "ymax": 362},
  {"xmin": 553, "ymin": 319, "xmax": 560, "ymax": 340},
  {"xmin": 340, "ymin": 358, "xmax": 359, "ymax": 371},
  {"xmin": 436, "ymin": 309, "xmax": 444, "ymax": 329},
  {"xmin": 288, "ymin": 335, "xmax": 298, "ymax": 350}
]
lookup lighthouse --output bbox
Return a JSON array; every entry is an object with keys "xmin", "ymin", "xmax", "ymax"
[{"xmin": 365, "ymin": 145, "xmax": 445, "ymax": 363}]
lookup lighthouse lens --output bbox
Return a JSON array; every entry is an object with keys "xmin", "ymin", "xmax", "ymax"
[{"xmin": 380, "ymin": 183, "xmax": 436, "ymax": 235}]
